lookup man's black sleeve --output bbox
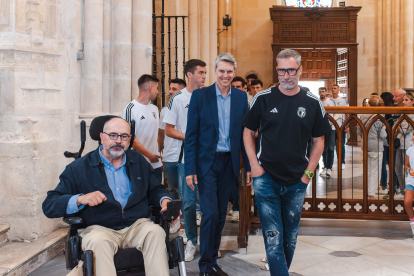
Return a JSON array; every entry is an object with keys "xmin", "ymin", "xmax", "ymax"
[
  {"xmin": 42, "ymin": 165, "xmax": 78, "ymax": 218},
  {"xmin": 312, "ymin": 103, "xmax": 332, "ymax": 137},
  {"xmin": 240, "ymin": 93, "xmax": 251, "ymax": 172},
  {"xmin": 241, "ymin": 96, "xmax": 262, "ymax": 131}
]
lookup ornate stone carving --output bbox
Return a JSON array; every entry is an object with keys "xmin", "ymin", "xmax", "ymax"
[
  {"xmin": 44, "ymin": 0, "xmax": 57, "ymax": 39},
  {"xmin": 304, "ymin": 8, "xmax": 325, "ymax": 20},
  {"xmin": 26, "ymin": 1, "xmax": 44, "ymax": 44},
  {"xmin": 0, "ymin": 0, "xmax": 13, "ymax": 32}
]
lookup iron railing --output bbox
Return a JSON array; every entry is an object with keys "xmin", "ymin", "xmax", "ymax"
[{"xmin": 152, "ymin": 0, "xmax": 188, "ymax": 107}]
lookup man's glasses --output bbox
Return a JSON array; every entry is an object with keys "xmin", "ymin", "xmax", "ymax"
[
  {"xmin": 103, "ymin": 132, "xmax": 131, "ymax": 141},
  {"xmin": 276, "ymin": 66, "xmax": 301, "ymax": 76}
]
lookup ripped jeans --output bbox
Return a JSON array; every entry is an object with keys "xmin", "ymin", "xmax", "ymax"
[{"xmin": 253, "ymin": 172, "xmax": 307, "ymax": 276}]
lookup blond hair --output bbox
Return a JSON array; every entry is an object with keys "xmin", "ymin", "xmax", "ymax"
[
  {"xmin": 405, "ymin": 92, "xmax": 414, "ymax": 103},
  {"xmin": 368, "ymin": 95, "xmax": 384, "ymax": 107}
]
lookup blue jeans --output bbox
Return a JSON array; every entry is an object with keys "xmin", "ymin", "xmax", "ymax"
[
  {"xmin": 322, "ymin": 130, "xmax": 336, "ymax": 169},
  {"xmin": 381, "ymin": 146, "xmax": 399, "ymax": 191},
  {"xmin": 198, "ymin": 155, "xmax": 234, "ymax": 273},
  {"xmin": 178, "ymin": 163, "xmax": 197, "ymax": 244},
  {"xmin": 164, "ymin": 161, "xmax": 181, "ymax": 196},
  {"xmin": 253, "ymin": 173, "xmax": 307, "ymax": 276},
  {"xmin": 335, "ymin": 131, "xmax": 346, "ymax": 164}
]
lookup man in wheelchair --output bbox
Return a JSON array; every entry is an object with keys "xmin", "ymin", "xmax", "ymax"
[{"xmin": 42, "ymin": 117, "xmax": 174, "ymax": 276}]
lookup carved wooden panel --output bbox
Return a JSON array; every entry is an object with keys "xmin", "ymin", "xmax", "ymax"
[
  {"xmin": 316, "ymin": 23, "xmax": 348, "ymax": 43},
  {"xmin": 294, "ymin": 49, "xmax": 336, "ymax": 81},
  {"xmin": 282, "ymin": 23, "xmax": 313, "ymax": 43}
]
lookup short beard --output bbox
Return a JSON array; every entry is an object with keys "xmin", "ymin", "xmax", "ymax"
[
  {"xmin": 104, "ymin": 143, "xmax": 126, "ymax": 160},
  {"xmin": 320, "ymin": 95, "xmax": 325, "ymax": 100},
  {"xmin": 279, "ymin": 77, "xmax": 298, "ymax": 90}
]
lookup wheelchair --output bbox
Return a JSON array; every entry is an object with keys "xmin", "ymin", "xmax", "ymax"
[{"xmin": 63, "ymin": 115, "xmax": 187, "ymax": 276}]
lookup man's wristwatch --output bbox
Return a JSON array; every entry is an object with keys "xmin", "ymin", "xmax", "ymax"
[{"xmin": 304, "ymin": 170, "xmax": 314, "ymax": 179}]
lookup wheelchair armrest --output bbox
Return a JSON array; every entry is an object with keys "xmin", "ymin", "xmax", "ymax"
[
  {"xmin": 150, "ymin": 207, "xmax": 162, "ymax": 217},
  {"xmin": 63, "ymin": 217, "xmax": 84, "ymax": 225}
]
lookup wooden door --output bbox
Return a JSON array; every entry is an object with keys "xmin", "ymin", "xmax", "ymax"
[{"xmin": 293, "ymin": 49, "xmax": 336, "ymax": 82}]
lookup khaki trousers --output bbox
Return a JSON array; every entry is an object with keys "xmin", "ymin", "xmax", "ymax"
[{"xmin": 67, "ymin": 218, "xmax": 169, "ymax": 276}]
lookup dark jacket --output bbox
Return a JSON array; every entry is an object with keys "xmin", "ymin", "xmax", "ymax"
[
  {"xmin": 42, "ymin": 147, "xmax": 170, "ymax": 230},
  {"xmin": 184, "ymin": 83, "xmax": 251, "ymax": 178}
]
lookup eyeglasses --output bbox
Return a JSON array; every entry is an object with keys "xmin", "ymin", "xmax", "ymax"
[
  {"xmin": 276, "ymin": 66, "xmax": 301, "ymax": 76},
  {"xmin": 103, "ymin": 132, "xmax": 131, "ymax": 141}
]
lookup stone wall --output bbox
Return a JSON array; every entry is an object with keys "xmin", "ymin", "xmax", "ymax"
[{"xmin": 0, "ymin": 0, "xmax": 152, "ymax": 241}]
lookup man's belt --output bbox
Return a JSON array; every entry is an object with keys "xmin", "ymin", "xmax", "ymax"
[{"xmin": 215, "ymin": 152, "xmax": 231, "ymax": 156}]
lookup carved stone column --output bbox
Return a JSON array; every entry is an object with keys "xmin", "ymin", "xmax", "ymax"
[
  {"xmin": 102, "ymin": 0, "xmax": 112, "ymax": 113},
  {"xmin": 209, "ymin": 0, "xmax": 218, "ymax": 84},
  {"xmin": 188, "ymin": 0, "xmax": 199, "ymax": 59},
  {"xmin": 402, "ymin": 0, "xmax": 414, "ymax": 88},
  {"xmin": 200, "ymin": 0, "xmax": 210, "ymax": 73},
  {"xmin": 132, "ymin": 0, "xmax": 153, "ymax": 99},
  {"xmin": 112, "ymin": 0, "xmax": 132, "ymax": 112},
  {"xmin": 81, "ymin": 0, "xmax": 104, "ymax": 115}
]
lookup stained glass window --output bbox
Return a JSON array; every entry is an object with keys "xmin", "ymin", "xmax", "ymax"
[{"xmin": 285, "ymin": 0, "xmax": 333, "ymax": 8}]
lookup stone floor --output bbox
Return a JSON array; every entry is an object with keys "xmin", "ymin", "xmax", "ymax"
[{"xmin": 28, "ymin": 216, "xmax": 414, "ymax": 276}]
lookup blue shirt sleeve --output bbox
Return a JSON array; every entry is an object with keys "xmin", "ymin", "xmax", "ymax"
[
  {"xmin": 159, "ymin": 196, "xmax": 172, "ymax": 207},
  {"xmin": 66, "ymin": 194, "xmax": 85, "ymax": 215}
]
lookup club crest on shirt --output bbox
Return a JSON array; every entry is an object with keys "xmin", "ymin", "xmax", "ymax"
[
  {"xmin": 297, "ymin": 107, "xmax": 306, "ymax": 118},
  {"xmin": 152, "ymin": 112, "xmax": 157, "ymax": 119}
]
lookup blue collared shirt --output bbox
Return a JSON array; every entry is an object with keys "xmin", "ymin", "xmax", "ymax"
[
  {"xmin": 66, "ymin": 147, "xmax": 171, "ymax": 215},
  {"xmin": 66, "ymin": 147, "xmax": 132, "ymax": 214},
  {"xmin": 215, "ymin": 82, "xmax": 231, "ymax": 152}
]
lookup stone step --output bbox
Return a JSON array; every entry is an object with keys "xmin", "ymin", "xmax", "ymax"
[
  {"xmin": 0, "ymin": 228, "xmax": 67, "ymax": 276},
  {"xmin": 0, "ymin": 224, "xmax": 10, "ymax": 247}
]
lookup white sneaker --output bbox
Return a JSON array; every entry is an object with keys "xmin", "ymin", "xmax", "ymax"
[
  {"xmin": 410, "ymin": 222, "xmax": 414, "ymax": 237},
  {"xmin": 342, "ymin": 164, "xmax": 346, "ymax": 169},
  {"xmin": 319, "ymin": 168, "xmax": 327, "ymax": 175},
  {"xmin": 196, "ymin": 213, "xmax": 202, "ymax": 226},
  {"xmin": 394, "ymin": 193, "xmax": 404, "ymax": 200},
  {"xmin": 169, "ymin": 219, "xmax": 181, "ymax": 234},
  {"xmin": 231, "ymin": 211, "xmax": 239, "ymax": 223},
  {"xmin": 184, "ymin": 240, "xmax": 196, "ymax": 262},
  {"xmin": 397, "ymin": 188, "xmax": 401, "ymax": 194},
  {"xmin": 228, "ymin": 210, "xmax": 233, "ymax": 216},
  {"xmin": 179, "ymin": 229, "xmax": 187, "ymax": 244},
  {"xmin": 377, "ymin": 188, "xmax": 389, "ymax": 195},
  {"xmin": 326, "ymin": 169, "xmax": 332, "ymax": 178}
]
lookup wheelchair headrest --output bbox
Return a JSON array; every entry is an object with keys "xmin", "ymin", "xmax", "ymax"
[
  {"xmin": 89, "ymin": 115, "xmax": 136, "ymax": 150},
  {"xmin": 89, "ymin": 115, "xmax": 120, "ymax": 141}
]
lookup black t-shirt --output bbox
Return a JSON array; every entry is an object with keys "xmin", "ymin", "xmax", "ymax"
[
  {"xmin": 385, "ymin": 109, "xmax": 401, "ymax": 144},
  {"xmin": 241, "ymin": 87, "xmax": 331, "ymax": 186}
]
